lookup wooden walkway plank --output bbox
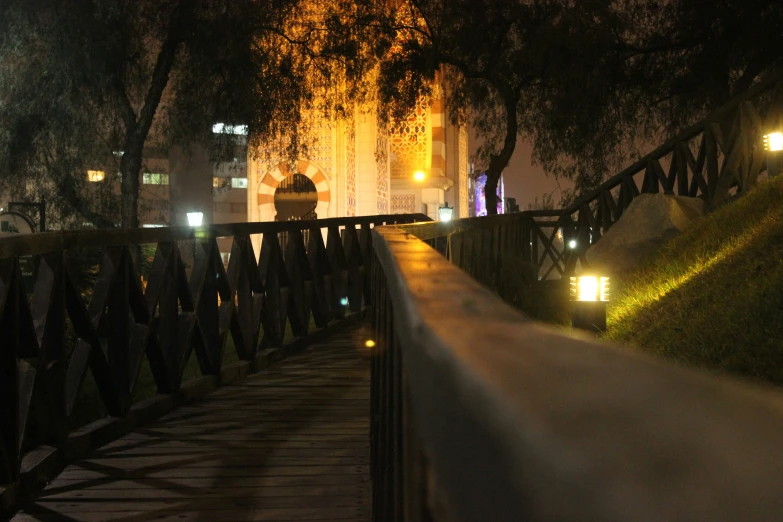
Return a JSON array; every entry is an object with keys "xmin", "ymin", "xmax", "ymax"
[{"xmin": 13, "ymin": 321, "xmax": 374, "ymax": 522}]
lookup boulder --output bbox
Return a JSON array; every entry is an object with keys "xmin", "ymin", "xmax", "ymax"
[{"xmin": 586, "ymin": 193, "xmax": 706, "ymax": 274}]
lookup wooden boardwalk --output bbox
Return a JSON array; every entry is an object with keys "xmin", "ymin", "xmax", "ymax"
[{"xmin": 13, "ymin": 322, "xmax": 373, "ymax": 522}]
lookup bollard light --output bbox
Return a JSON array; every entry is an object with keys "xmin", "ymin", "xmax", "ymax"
[
  {"xmin": 187, "ymin": 211, "xmax": 203, "ymax": 227},
  {"xmin": 763, "ymin": 132, "xmax": 783, "ymax": 152},
  {"xmin": 438, "ymin": 203, "xmax": 453, "ymax": 222},
  {"xmin": 570, "ymin": 275, "xmax": 610, "ymax": 332},
  {"xmin": 764, "ymin": 132, "xmax": 783, "ymax": 178}
]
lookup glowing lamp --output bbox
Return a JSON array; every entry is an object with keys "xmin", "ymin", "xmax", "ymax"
[
  {"xmin": 765, "ymin": 132, "xmax": 783, "ymax": 178},
  {"xmin": 570, "ymin": 275, "xmax": 610, "ymax": 302},
  {"xmin": 413, "ymin": 171, "xmax": 426, "ymax": 181},
  {"xmin": 187, "ymin": 211, "xmax": 203, "ymax": 227},
  {"xmin": 568, "ymin": 239, "xmax": 577, "ymax": 249},
  {"xmin": 340, "ymin": 297, "xmax": 349, "ymax": 306},
  {"xmin": 365, "ymin": 340, "xmax": 376, "ymax": 348},
  {"xmin": 87, "ymin": 170, "xmax": 105, "ymax": 182},
  {"xmin": 438, "ymin": 203, "xmax": 453, "ymax": 222},
  {"xmin": 763, "ymin": 132, "xmax": 783, "ymax": 152},
  {"xmin": 570, "ymin": 275, "xmax": 610, "ymax": 332}
]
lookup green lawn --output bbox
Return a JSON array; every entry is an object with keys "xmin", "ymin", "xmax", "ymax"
[{"xmin": 602, "ymin": 176, "xmax": 783, "ymax": 386}]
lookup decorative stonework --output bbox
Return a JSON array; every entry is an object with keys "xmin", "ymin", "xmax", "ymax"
[
  {"xmin": 345, "ymin": 122, "xmax": 356, "ymax": 216},
  {"xmin": 257, "ymin": 160, "xmax": 330, "ymax": 223},
  {"xmin": 305, "ymin": 116, "xmax": 333, "ymax": 180},
  {"xmin": 389, "ymin": 97, "xmax": 430, "ymax": 178},
  {"xmin": 391, "ymin": 194, "xmax": 416, "ymax": 214},
  {"xmin": 459, "ymin": 126, "xmax": 469, "ymax": 218},
  {"xmin": 253, "ymin": 112, "xmax": 332, "ymax": 181},
  {"xmin": 376, "ymin": 124, "xmax": 390, "ymax": 214}
]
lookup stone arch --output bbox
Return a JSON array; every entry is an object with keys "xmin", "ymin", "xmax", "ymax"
[{"xmin": 256, "ymin": 159, "xmax": 330, "ymax": 222}]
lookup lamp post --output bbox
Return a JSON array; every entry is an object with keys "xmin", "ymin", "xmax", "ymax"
[
  {"xmin": 186, "ymin": 210, "xmax": 203, "ymax": 268},
  {"xmin": 187, "ymin": 211, "xmax": 203, "ymax": 227},
  {"xmin": 763, "ymin": 132, "xmax": 783, "ymax": 178},
  {"xmin": 570, "ymin": 275, "xmax": 610, "ymax": 333},
  {"xmin": 438, "ymin": 202, "xmax": 453, "ymax": 222}
]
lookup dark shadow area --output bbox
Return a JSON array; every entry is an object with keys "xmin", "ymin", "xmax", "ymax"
[{"xmin": 14, "ymin": 323, "xmax": 372, "ymax": 522}]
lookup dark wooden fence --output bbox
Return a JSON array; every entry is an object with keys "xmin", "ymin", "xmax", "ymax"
[
  {"xmin": 0, "ymin": 214, "xmax": 429, "ymax": 499},
  {"xmin": 558, "ymin": 71, "xmax": 783, "ymax": 271},
  {"xmin": 371, "ymin": 224, "xmax": 783, "ymax": 521},
  {"xmin": 414, "ymin": 72, "xmax": 783, "ymax": 282}
]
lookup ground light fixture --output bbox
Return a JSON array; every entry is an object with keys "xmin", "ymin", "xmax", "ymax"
[
  {"xmin": 764, "ymin": 132, "xmax": 783, "ymax": 177},
  {"xmin": 187, "ymin": 211, "xmax": 204, "ymax": 227},
  {"xmin": 570, "ymin": 275, "xmax": 610, "ymax": 333},
  {"xmin": 438, "ymin": 203, "xmax": 453, "ymax": 222}
]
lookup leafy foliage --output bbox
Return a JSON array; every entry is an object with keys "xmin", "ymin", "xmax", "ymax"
[
  {"xmin": 366, "ymin": 0, "xmax": 783, "ymax": 208},
  {"xmin": 0, "ymin": 0, "xmax": 373, "ymax": 229}
]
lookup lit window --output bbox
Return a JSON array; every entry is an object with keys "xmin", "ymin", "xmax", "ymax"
[
  {"xmin": 143, "ymin": 173, "xmax": 169, "ymax": 185},
  {"xmin": 212, "ymin": 123, "xmax": 248, "ymax": 136},
  {"xmin": 213, "ymin": 177, "xmax": 220, "ymax": 187},
  {"xmin": 87, "ymin": 170, "xmax": 105, "ymax": 182},
  {"xmin": 231, "ymin": 177, "xmax": 248, "ymax": 189}
]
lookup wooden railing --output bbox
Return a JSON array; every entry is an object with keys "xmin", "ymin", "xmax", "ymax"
[
  {"xmin": 414, "ymin": 72, "xmax": 783, "ymax": 281},
  {"xmin": 370, "ymin": 224, "xmax": 783, "ymax": 521},
  {"xmin": 0, "ymin": 213, "xmax": 429, "ymax": 504},
  {"xmin": 559, "ymin": 71, "xmax": 783, "ymax": 270}
]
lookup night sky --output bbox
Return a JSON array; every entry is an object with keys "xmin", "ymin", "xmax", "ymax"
[{"xmin": 469, "ymin": 128, "xmax": 574, "ymax": 210}]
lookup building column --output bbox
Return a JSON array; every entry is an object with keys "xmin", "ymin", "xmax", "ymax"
[{"xmin": 355, "ymin": 111, "xmax": 378, "ymax": 216}]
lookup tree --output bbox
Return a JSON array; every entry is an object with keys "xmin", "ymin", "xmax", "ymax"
[
  {"xmin": 526, "ymin": 0, "xmax": 783, "ymax": 203},
  {"xmin": 364, "ymin": 0, "xmax": 632, "ymax": 214},
  {"xmin": 0, "ymin": 0, "xmax": 365, "ymax": 229},
  {"xmin": 368, "ymin": 0, "xmax": 783, "ymax": 210}
]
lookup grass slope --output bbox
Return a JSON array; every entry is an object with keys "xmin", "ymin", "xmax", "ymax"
[{"xmin": 603, "ymin": 176, "xmax": 783, "ymax": 386}]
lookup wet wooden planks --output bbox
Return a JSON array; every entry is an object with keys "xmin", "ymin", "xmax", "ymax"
[{"xmin": 14, "ymin": 322, "xmax": 374, "ymax": 521}]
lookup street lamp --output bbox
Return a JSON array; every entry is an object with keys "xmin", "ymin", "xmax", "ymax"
[
  {"xmin": 763, "ymin": 132, "xmax": 783, "ymax": 178},
  {"xmin": 187, "ymin": 211, "xmax": 203, "ymax": 227},
  {"xmin": 438, "ymin": 203, "xmax": 453, "ymax": 222},
  {"xmin": 570, "ymin": 275, "xmax": 610, "ymax": 332}
]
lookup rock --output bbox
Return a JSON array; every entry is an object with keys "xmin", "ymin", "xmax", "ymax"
[{"xmin": 586, "ymin": 193, "xmax": 706, "ymax": 274}]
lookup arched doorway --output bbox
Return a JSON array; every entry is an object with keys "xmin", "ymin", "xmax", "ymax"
[
  {"xmin": 257, "ymin": 160, "xmax": 330, "ymax": 223},
  {"xmin": 274, "ymin": 174, "xmax": 318, "ymax": 221}
]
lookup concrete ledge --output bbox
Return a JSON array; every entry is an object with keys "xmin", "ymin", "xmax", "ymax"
[{"xmin": 4, "ymin": 310, "xmax": 368, "ymax": 519}]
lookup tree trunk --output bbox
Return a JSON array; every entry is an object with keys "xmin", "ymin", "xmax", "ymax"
[
  {"xmin": 119, "ymin": 145, "xmax": 143, "ymax": 229},
  {"xmin": 115, "ymin": 0, "xmax": 190, "ymax": 229},
  {"xmin": 484, "ymin": 94, "xmax": 519, "ymax": 215}
]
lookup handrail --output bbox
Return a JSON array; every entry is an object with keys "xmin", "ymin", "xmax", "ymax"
[
  {"xmin": 400, "ymin": 71, "xmax": 783, "ymax": 281},
  {"xmin": 0, "ymin": 214, "xmax": 430, "ymax": 258},
  {"xmin": 563, "ymin": 69, "xmax": 783, "ymax": 215},
  {"xmin": 370, "ymin": 224, "xmax": 783, "ymax": 521},
  {"xmin": 0, "ymin": 213, "xmax": 430, "ymax": 513}
]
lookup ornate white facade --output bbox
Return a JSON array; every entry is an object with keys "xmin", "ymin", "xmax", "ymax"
[{"xmin": 247, "ymin": 91, "xmax": 470, "ymax": 225}]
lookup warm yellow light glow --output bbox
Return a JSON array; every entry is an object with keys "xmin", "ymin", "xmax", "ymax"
[
  {"xmin": 365, "ymin": 340, "xmax": 376, "ymax": 348},
  {"xmin": 570, "ymin": 276, "xmax": 610, "ymax": 302},
  {"xmin": 764, "ymin": 132, "xmax": 783, "ymax": 152},
  {"xmin": 87, "ymin": 170, "xmax": 105, "ymax": 182},
  {"xmin": 413, "ymin": 171, "xmax": 426, "ymax": 181}
]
